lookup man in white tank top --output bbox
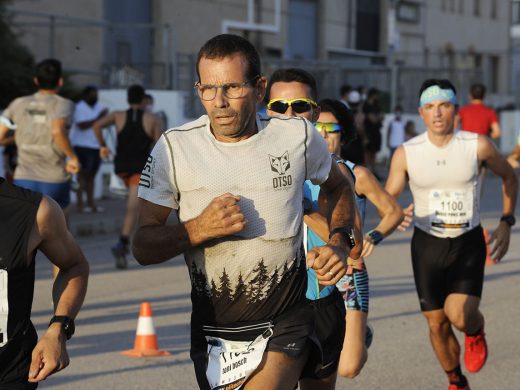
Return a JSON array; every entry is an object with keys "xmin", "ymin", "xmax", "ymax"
[
  {"xmin": 385, "ymin": 79, "xmax": 517, "ymax": 390},
  {"xmin": 132, "ymin": 34, "xmax": 362, "ymax": 390}
]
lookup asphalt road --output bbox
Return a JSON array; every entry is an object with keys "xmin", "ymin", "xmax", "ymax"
[{"xmin": 32, "ymin": 175, "xmax": 520, "ymax": 389}]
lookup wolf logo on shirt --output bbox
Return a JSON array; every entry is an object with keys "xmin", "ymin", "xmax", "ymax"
[
  {"xmin": 269, "ymin": 151, "xmax": 292, "ymax": 190},
  {"xmin": 269, "ymin": 151, "xmax": 290, "ymax": 175}
]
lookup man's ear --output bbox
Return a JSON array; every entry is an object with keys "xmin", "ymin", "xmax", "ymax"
[
  {"xmin": 256, "ymin": 76, "xmax": 267, "ymax": 103},
  {"xmin": 33, "ymin": 77, "xmax": 39, "ymax": 87},
  {"xmin": 58, "ymin": 78, "xmax": 64, "ymax": 88}
]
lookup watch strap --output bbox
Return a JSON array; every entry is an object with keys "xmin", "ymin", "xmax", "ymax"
[{"xmin": 329, "ymin": 226, "xmax": 356, "ymax": 249}]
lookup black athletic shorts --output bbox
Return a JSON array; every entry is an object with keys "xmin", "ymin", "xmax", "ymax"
[
  {"xmin": 411, "ymin": 225, "xmax": 486, "ymax": 311},
  {"xmin": 190, "ymin": 300, "xmax": 317, "ymax": 390},
  {"xmin": 0, "ymin": 323, "xmax": 38, "ymax": 389},
  {"xmin": 74, "ymin": 146, "xmax": 101, "ymax": 174},
  {"xmin": 300, "ymin": 288, "xmax": 346, "ymax": 380}
]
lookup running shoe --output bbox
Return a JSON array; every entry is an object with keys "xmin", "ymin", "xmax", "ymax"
[
  {"xmin": 448, "ymin": 384, "xmax": 470, "ymax": 390},
  {"xmin": 111, "ymin": 241, "xmax": 128, "ymax": 269},
  {"xmin": 365, "ymin": 324, "xmax": 374, "ymax": 349},
  {"xmin": 464, "ymin": 326, "xmax": 487, "ymax": 373}
]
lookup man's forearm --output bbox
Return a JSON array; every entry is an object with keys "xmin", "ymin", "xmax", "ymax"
[
  {"xmin": 325, "ymin": 178, "xmax": 357, "ymax": 231},
  {"xmin": 502, "ymin": 173, "xmax": 518, "ymax": 216},
  {"xmin": 53, "ymin": 132, "xmax": 77, "ymax": 159},
  {"xmin": 53, "ymin": 260, "xmax": 89, "ymax": 319},
  {"xmin": 132, "ymin": 219, "xmax": 204, "ymax": 265}
]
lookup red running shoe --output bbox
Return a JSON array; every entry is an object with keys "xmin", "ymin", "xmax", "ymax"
[
  {"xmin": 448, "ymin": 384, "xmax": 470, "ymax": 390},
  {"xmin": 464, "ymin": 327, "xmax": 488, "ymax": 373}
]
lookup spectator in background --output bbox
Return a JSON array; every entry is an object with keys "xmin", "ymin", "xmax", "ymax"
[
  {"xmin": 341, "ymin": 90, "xmax": 365, "ymax": 165},
  {"xmin": 93, "ymin": 85, "xmax": 161, "ymax": 269},
  {"xmin": 363, "ymin": 88, "xmax": 385, "ymax": 177},
  {"xmin": 70, "ymin": 85, "xmax": 108, "ymax": 213},
  {"xmin": 339, "ymin": 84, "xmax": 352, "ymax": 107},
  {"xmin": 386, "ymin": 105, "xmax": 405, "ymax": 159},
  {"xmin": 457, "ymin": 83, "xmax": 501, "ymax": 139}
]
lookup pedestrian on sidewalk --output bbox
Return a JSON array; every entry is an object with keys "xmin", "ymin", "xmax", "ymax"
[{"xmin": 93, "ymin": 85, "xmax": 161, "ymax": 269}]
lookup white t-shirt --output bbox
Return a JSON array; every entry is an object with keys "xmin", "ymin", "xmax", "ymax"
[
  {"xmin": 388, "ymin": 118, "xmax": 405, "ymax": 148},
  {"xmin": 138, "ymin": 114, "xmax": 331, "ymax": 325},
  {"xmin": 70, "ymin": 100, "xmax": 105, "ymax": 149},
  {"xmin": 404, "ymin": 131, "xmax": 481, "ymax": 238}
]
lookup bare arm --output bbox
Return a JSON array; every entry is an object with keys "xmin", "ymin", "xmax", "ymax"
[
  {"xmin": 0, "ymin": 124, "xmax": 10, "ymax": 144},
  {"xmin": 27, "ymin": 196, "xmax": 89, "ymax": 382},
  {"xmin": 93, "ymin": 112, "xmax": 116, "ymax": 158},
  {"xmin": 143, "ymin": 113, "xmax": 162, "ymax": 142},
  {"xmin": 478, "ymin": 136, "xmax": 518, "ymax": 260},
  {"xmin": 306, "ymin": 158, "xmax": 363, "ymax": 286},
  {"xmin": 76, "ymin": 108, "xmax": 108, "ymax": 130},
  {"xmin": 132, "ymin": 193, "xmax": 246, "ymax": 265},
  {"xmin": 355, "ymin": 165, "xmax": 404, "ymax": 256},
  {"xmin": 385, "ymin": 146, "xmax": 413, "ymax": 231},
  {"xmin": 490, "ymin": 121, "xmax": 501, "ymax": 139},
  {"xmin": 51, "ymin": 118, "xmax": 80, "ymax": 174}
]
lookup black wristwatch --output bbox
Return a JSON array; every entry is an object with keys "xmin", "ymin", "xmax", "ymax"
[
  {"xmin": 329, "ymin": 226, "xmax": 356, "ymax": 249},
  {"xmin": 49, "ymin": 316, "xmax": 75, "ymax": 340},
  {"xmin": 500, "ymin": 215, "xmax": 516, "ymax": 226},
  {"xmin": 367, "ymin": 229, "xmax": 384, "ymax": 245}
]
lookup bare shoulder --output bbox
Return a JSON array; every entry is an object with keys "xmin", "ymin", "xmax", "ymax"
[{"xmin": 35, "ymin": 196, "xmax": 65, "ymax": 240}]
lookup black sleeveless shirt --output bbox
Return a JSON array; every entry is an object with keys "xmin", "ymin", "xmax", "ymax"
[
  {"xmin": 114, "ymin": 109, "xmax": 153, "ymax": 175},
  {"xmin": 0, "ymin": 178, "xmax": 41, "ymax": 385}
]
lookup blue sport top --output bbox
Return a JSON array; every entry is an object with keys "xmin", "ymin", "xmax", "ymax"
[{"xmin": 304, "ymin": 159, "xmax": 366, "ymax": 300}]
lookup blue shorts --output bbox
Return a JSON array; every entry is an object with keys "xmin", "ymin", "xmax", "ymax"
[{"xmin": 14, "ymin": 179, "xmax": 71, "ymax": 209}]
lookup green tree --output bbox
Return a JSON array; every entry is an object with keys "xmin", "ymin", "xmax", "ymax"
[{"xmin": 0, "ymin": 0, "xmax": 35, "ymax": 108}]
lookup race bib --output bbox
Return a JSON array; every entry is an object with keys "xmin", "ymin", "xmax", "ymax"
[
  {"xmin": 205, "ymin": 325, "xmax": 273, "ymax": 390},
  {"xmin": 429, "ymin": 188, "xmax": 473, "ymax": 229},
  {"xmin": 0, "ymin": 270, "xmax": 8, "ymax": 347}
]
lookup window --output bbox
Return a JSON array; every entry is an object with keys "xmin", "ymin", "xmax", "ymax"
[
  {"xmin": 490, "ymin": 0, "xmax": 497, "ymax": 19},
  {"xmin": 397, "ymin": 2, "xmax": 420, "ymax": 23},
  {"xmin": 473, "ymin": 0, "xmax": 480, "ymax": 16},
  {"xmin": 490, "ymin": 55, "xmax": 499, "ymax": 92},
  {"xmin": 513, "ymin": 1, "xmax": 520, "ymax": 24},
  {"xmin": 449, "ymin": 0, "xmax": 455, "ymax": 12},
  {"xmin": 459, "ymin": 0, "xmax": 464, "ymax": 14}
]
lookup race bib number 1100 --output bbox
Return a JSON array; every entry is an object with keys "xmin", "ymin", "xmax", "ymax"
[
  {"xmin": 0, "ymin": 270, "xmax": 8, "ymax": 347},
  {"xmin": 429, "ymin": 189, "xmax": 473, "ymax": 229}
]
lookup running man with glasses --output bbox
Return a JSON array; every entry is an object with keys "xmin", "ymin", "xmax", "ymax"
[
  {"xmin": 386, "ymin": 79, "xmax": 517, "ymax": 390},
  {"xmin": 132, "ymin": 35, "xmax": 362, "ymax": 390},
  {"xmin": 265, "ymin": 68, "xmax": 402, "ymax": 390}
]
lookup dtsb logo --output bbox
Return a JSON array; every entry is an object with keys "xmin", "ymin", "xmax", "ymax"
[{"xmin": 269, "ymin": 151, "xmax": 292, "ymax": 190}]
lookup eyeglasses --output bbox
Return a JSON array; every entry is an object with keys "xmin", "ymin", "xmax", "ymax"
[
  {"xmin": 194, "ymin": 75, "xmax": 260, "ymax": 101},
  {"xmin": 267, "ymin": 98, "xmax": 317, "ymax": 114},
  {"xmin": 315, "ymin": 122, "xmax": 343, "ymax": 133}
]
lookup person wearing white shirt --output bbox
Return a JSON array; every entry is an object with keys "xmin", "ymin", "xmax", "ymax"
[{"xmin": 70, "ymin": 86, "xmax": 107, "ymax": 213}]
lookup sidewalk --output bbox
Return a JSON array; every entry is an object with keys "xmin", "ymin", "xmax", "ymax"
[{"xmin": 68, "ymin": 196, "xmax": 127, "ymax": 238}]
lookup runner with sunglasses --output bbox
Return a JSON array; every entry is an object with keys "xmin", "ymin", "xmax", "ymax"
[{"xmin": 265, "ymin": 69, "xmax": 403, "ymax": 390}]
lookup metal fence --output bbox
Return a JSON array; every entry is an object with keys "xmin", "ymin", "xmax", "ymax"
[{"xmin": 176, "ymin": 53, "xmax": 485, "ymax": 118}]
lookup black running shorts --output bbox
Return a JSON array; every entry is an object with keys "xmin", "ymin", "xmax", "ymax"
[
  {"xmin": 300, "ymin": 288, "xmax": 346, "ymax": 380},
  {"xmin": 190, "ymin": 300, "xmax": 317, "ymax": 390},
  {"xmin": 411, "ymin": 226, "xmax": 486, "ymax": 311}
]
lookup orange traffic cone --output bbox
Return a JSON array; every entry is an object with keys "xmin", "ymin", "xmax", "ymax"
[
  {"xmin": 121, "ymin": 302, "xmax": 170, "ymax": 357},
  {"xmin": 483, "ymin": 228, "xmax": 497, "ymax": 266}
]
